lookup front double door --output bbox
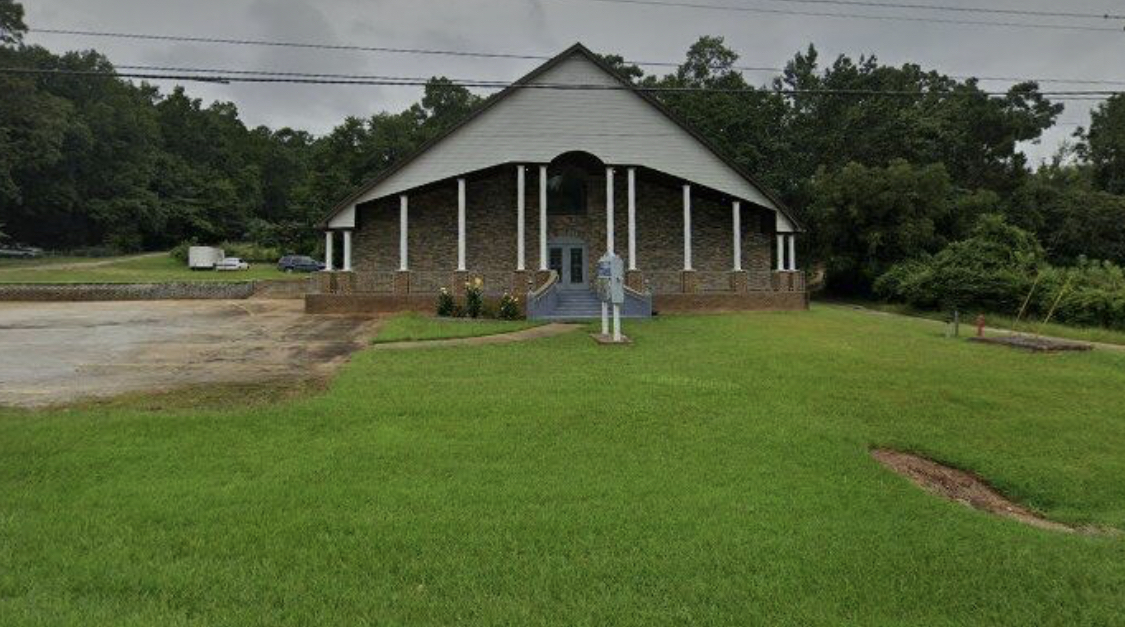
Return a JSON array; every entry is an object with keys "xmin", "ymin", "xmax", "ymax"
[{"xmin": 548, "ymin": 241, "xmax": 587, "ymax": 290}]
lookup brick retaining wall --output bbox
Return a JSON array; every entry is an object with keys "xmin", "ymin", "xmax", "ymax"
[{"xmin": 305, "ymin": 291, "xmax": 807, "ymax": 314}]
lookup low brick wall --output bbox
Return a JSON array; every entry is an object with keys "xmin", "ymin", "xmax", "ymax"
[
  {"xmin": 653, "ymin": 291, "xmax": 809, "ymax": 313},
  {"xmin": 252, "ymin": 279, "xmax": 312, "ymax": 299},
  {"xmin": 0, "ymin": 282, "xmax": 258, "ymax": 302},
  {"xmin": 306, "ymin": 291, "xmax": 808, "ymax": 314},
  {"xmin": 305, "ymin": 293, "xmax": 436, "ymax": 314}
]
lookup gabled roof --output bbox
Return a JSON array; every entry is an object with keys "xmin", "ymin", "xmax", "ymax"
[{"xmin": 322, "ymin": 43, "xmax": 803, "ymax": 232}]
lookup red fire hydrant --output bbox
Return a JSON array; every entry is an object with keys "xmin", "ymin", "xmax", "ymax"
[{"xmin": 976, "ymin": 314, "xmax": 986, "ymax": 338}]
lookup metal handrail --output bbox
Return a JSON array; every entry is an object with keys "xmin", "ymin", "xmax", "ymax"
[{"xmin": 529, "ymin": 270, "xmax": 559, "ymax": 303}]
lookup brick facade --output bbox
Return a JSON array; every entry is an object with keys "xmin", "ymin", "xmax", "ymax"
[{"xmin": 347, "ymin": 164, "xmax": 780, "ymax": 297}]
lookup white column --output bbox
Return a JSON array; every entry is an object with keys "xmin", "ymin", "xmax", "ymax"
[
  {"xmin": 788, "ymin": 235, "xmax": 797, "ymax": 271},
  {"xmin": 324, "ymin": 231, "xmax": 334, "ymax": 271},
  {"xmin": 682, "ymin": 184, "xmax": 692, "ymax": 271},
  {"xmin": 539, "ymin": 165, "xmax": 548, "ymax": 271},
  {"xmin": 399, "ymin": 195, "xmax": 408, "ymax": 271},
  {"xmin": 732, "ymin": 201, "xmax": 742, "ymax": 272},
  {"xmin": 606, "ymin": 167, "xmax": 615, "ymax": 254},
  {"xmin": 627, "ymin": 167, "xmax": 636, "ymax": 271},
  {"xmin": 457, "ymin": 178, "xmax": 466, "ymax": 271},
  {"xmin": 342, "ymin": 230, "xmax": 352, "ymax": 271},
  {"xmin": 516, "ymin": 165, "xmax": 526, "ymax": 271},
  {"xmin": 776, "ymin": 234, "xmax": 785, "ymax": 271}
]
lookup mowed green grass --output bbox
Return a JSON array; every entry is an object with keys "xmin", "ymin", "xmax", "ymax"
[
  {"xmin": 2, "ymin": 306, "xmax": 1125, "ymax": 625},
  {"xmin": 373, "ymin": 312, "xmax": 542, "ymax": 344},
  {"xmin": 840, "ymin": 299, "xmax": 1125, "ymax": 347},
  {"xmin": 0, "ymin": 254, "xmax": 301, "ymax": 283}
]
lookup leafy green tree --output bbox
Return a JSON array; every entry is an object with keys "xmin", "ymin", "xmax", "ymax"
[
  {"xmin": 596, "ymin": 54, "xmax": 644, "ymax": 83},
  {"xmin": 1006, "ymin": 163, "xmax": 1125, "ymax": 265},
  {"xmin": 775, "ymin": 45, "xmax": 1060, "ymax": 196},
  {"xmin": 0, "ymin": 0, "xmax": 25, "ymax": 45},
  {"xmin": 1077, "ymin": 95, "xmax": 1125, "ymax": 195},
  {"xmin": 642, "ymin": 37, "xmax": 794, "ymax": 198},
  {"xmin": 875, "ymin": 213, "xmax": 1043, "ymax": 312},
  {"xmin": 807, "ymin": 159, "xmax": 954, "ymax": 293}
]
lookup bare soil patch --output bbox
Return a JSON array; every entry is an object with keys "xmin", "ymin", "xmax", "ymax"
[
  {"xmin": 0, "ymin": 300, "xmax": 378, "ymax": 407},
  {"xmin": 872, "ymin": 449, "xmax": 1098, "ymax": 534}
]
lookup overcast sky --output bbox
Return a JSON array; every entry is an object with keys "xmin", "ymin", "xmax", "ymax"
[{"xmin": 23, "ymin": 0, "xmax": 1125, "ymax": 164}]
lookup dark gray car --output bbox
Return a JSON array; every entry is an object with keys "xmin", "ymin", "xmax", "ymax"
[{"xmin": 277, "ymin": 255, "xmax": 325, "ymax": 273}]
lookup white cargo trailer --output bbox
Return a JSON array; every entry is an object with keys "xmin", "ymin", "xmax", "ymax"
[{"xmin": 188, "ymin": 246, "xmax": 225, "ymax": 270}]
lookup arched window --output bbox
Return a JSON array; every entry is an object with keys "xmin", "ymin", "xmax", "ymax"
[{"xmin": 547, "ymin": 166, "xmax": 588, "ymax": 216}]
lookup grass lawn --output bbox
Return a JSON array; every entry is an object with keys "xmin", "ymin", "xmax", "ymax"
[
  {"xmin": 2, "ymin": 306, "xmax": 1124, "ymax": 625},
  {"xmin": 839, "ymin": 298, "xmax": 1125, "ymax": 347},
  {"xmin": 0, "ymin": 255, "xmax": 105, "ymax": 269},
  {"xmin": 373, "ymin": 312, "xmax": 542, "ymax": 344},
  {"xmin": 0, "ymin": 253, "xmax": 302, "ymax": 283}
]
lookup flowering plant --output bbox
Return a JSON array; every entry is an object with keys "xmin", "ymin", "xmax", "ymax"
[
  {"xmin": 465, "ymin": 277, "xmax": 484, "ymax": 318},
  {"xmin": 498, "ymin": 292, "xmax": 521, "ymax": 320},
  {"xmin": 436, "ymin": 287, "xmax": 455, "ymax": 317}
]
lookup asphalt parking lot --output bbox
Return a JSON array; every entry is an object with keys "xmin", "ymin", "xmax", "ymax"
[{"xmin": 0, "ymin": 299, "xmax": 378, "ymax": 407}]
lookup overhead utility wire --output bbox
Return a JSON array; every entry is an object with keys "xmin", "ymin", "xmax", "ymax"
[
  {"xmin": 697, "ymin": 0, "xmax": 1125, "ymax": 21},
  {"xmin": 30, "ymin": 29, "xmax": 1125, "ymax": 87},
  {"xmin": 29, "ymin": 29, "xmax": 557, "ymax": 60},
  {"xmin": 114, "ymin": 63, "xmax": 1125, "ymax": 88},
  {"xmin": 1, "ymin": 67, "xmax": 1116, "ymax": 100},
  {"xmin": 549, "ymin": 0, "xmax": 1125, "ymax": 31}
]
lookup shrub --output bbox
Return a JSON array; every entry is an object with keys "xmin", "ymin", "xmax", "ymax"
[
  {"xmin": 217, "ymin": 241, "xmax": 281, "ymax": 262},
  {"xmin": 498, "ymin": 293, "xmax": 522, "ymax": 320},
  {"xmin": 170, "ymin": 241, "xmax": 194, "ymax": 264},
  {"xmin": 465, "ymin": 277, "xmax": 484, "ymax": 319},
  {"xmin": 878, "ymin": 215, "xmax": 1125, "ymax": 330},
  {"xmin": 877, "ymin": 215, "xmax": 1041, "ymax": 312},
  {"xmin": 436, "ymin": 288, "xmax": 455, "ymax": 317}
]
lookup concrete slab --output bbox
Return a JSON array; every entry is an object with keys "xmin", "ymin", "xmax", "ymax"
[{"xmin": 0, "ymin": 300, "xmax": 378, "ymax": 408}]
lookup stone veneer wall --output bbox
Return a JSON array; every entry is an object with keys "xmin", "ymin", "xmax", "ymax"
[
  {"xmin": 0, "ymin": 282, "xmax": 259, "ymax": 301},
  {"xmin": 347, "ymin": 165, "xmax": 776, "ymax": 294}
]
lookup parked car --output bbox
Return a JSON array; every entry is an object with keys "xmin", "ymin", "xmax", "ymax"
[
  {"xmin": 215, "ymin": 257, "xmax": 250, "ymax": 271},
  {"xmin": 0, "ymin": 245, "xmax": 43, "ymax": 259},
  {"xmin": 277, "ymin": 255, "xmax": 325, "ymax": 273}
]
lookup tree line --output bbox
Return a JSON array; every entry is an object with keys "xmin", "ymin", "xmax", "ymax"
[
  {"xmin": 0, "ymin": 0, "xmax": 481, "ymax": 254},
  {"xmin": 3, "ymin": 1, "xmax": 1125, "ymax": 325}
]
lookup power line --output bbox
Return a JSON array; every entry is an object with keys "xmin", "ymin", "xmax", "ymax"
[
  {"xmin": 687, "ymin": 0, "xmax": 1125, "ymax": 21},
  {"xmin": 29, "ymin": 29, "xmax": 557, "ymax": 61},
  {"xmin": 31, "ymin": 28, "xmax": 1125, "ymax": 88},
  {"xmin": 114, "ymin": 63, "xmax": 1125, "ymax": 89},
  {"xmin": 548, "ymin": 0, "xmax": 1125, "ymax": 32},
  {"xmin": 2, "ymin": 66, "xmax": 1118, "ymax": 100}
]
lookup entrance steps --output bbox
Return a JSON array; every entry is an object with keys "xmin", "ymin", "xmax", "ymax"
[{"xmin": 536, "ymin": 290, "xmax": 649, "ymax": 321}]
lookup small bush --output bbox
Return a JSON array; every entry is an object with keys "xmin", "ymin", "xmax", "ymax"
[
  {"xmin": 465, "ymin": 277, "xmax": 484, "ymax": 318},
  {"xmin": 498, "ymin": 293, "xmax": 522, "ymax": 320},
  {"xmin": 170, "ymin": 241, "xmax": 195, "ymax": 264},
  {"xmin": 436, "ymin": 288, "xmax": 455, "ymax": 317},
  {"xmin": 218, "ymin": 241, "xmax": 281, "ymax": 262}
]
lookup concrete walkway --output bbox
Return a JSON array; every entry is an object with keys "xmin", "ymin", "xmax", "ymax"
[{"xmin": 372, "ymin": 323, "xmax": 580, "ymax": 350}]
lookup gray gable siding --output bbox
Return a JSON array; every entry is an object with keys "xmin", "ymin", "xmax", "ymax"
[{"xmin": 329, "ymin": 51, "xmax": 794, "ymax": 232}]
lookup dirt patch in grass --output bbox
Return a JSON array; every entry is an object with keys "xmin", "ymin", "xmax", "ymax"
[
  {"xmin": 872, "ymin": 449, "xmax": 1112, "ymax": 535},
  {"xmin": 969, "ymin": 335, "xmax": 1093, "ymax": 353}
]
